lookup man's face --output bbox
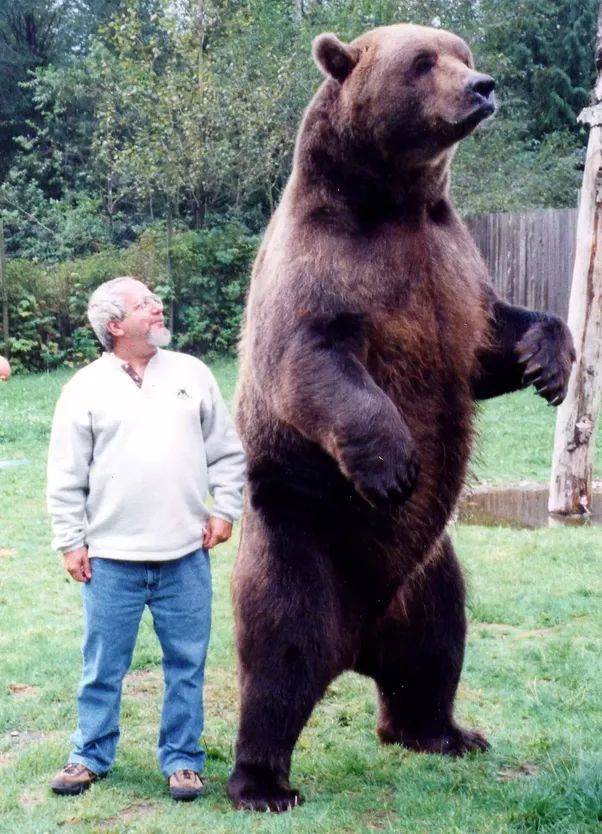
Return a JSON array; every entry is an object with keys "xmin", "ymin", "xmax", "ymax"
[{"xmin": 108, "ymin": 279, "xmax": 171, "ymax": 350}]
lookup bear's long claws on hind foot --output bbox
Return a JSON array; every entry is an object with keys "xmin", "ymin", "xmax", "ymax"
[{"xmin": 230, "ymin": 789, "xmax": 303, "ymax": 813}]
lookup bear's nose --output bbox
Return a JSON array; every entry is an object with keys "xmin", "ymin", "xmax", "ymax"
[{"xmin": 468, "ymin": 74, "xmax": 496, "ymax": 99}]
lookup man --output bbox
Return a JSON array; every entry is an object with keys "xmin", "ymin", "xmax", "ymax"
[{"xmin": 46, "ymin": 276, "xmax": 245, "ymax": 801}]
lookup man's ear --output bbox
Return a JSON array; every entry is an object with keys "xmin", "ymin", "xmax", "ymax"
[
  {"xmin": 312, "ymin": 33, "xmax": 359, "ymax": 83},
  {"xmin": 107, "ymin": 319, "xmax": 124, "ymax": 338}
]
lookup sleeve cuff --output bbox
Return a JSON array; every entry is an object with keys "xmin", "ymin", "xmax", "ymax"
[
  {"xmin": 209, "ymin": 509, "xmax": 237, "ymax": 524},
  {"xmin": 57, "ymin": 540, "xmax": 86, "ymax": 555}
]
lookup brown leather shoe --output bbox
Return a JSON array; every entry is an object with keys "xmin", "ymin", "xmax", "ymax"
[
  {"xmin": 168, "ymin": 769, "xmax": 205, "ymax": 801},
  {"xmin": 50, "ymin": 763, "xmax": 103, "ymax": 795}
]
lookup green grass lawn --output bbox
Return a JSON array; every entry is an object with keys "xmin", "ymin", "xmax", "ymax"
[
  {"xmin": 473, "ymin": 389, "xmax": 601, "ymax": 486},
  {"xmin": 0, "ymin": 362, "xmax": 600, "ymax": 834}
]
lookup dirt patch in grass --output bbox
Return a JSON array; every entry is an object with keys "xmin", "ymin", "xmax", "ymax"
[
  {"xmin": 96, "ymin": 802, "xmax": 158, "ymax": 830},
  {"xmin": 0, "ymin": 729, "xmax": 58, "ymax": 765},
  {"xmin": 2, "ymin": 730, "xmax": 50, "ymax": 749},
  {"xmin": 497, "ymin": 763, "xmax": 540, "ymax": 780},
  {"xmin": 19, "ymin": 788, "xmax": 46, "ymax": 807},
  {"xmin": 204, "ymin": 667, "xmax": 239, "ymax": 721},
  {"xmin": 360, "ymin": 802, "xmax": 397, "ymax": 830},
  {"xmin": 457, "ymin": 680, "xmax": 486, "ymax": 699},
  {"xmin": 472, "ymin": 623, "xmax": 558, "ymax": 639},
  {"xmin": 58, "ymin": 816, "xmax": 84, "ymax": 827},
  {"xmin": 123, "ymin": 668, "xmax": 161, "ymax": 699},
  {"xmin": 0, "ymin": 548, "xmax": 16, "ymax": 559},
  {"xmin": 8, "ymin": 683, "xmax": 40, "ymax": 696}
]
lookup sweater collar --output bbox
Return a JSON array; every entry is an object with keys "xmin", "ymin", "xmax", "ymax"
[
  {"xmin": 102, "ymin": 349, "xmax": 162, "ymax": 367},
  {"xmin": 102, "ymin": 349, "xmax": 162, "ymax": 385}
]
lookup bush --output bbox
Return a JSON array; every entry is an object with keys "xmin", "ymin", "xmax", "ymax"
[
  {"xmin": 2, "ymin": 222, "xmax": 258, "ymax": 372},
  {"xmin": 453, "ymin": 123, "xmax": 582, "ymax": 215},
  {"xmin": 170, "ymin": 224, "xmax": 259, "ymax": 358}
]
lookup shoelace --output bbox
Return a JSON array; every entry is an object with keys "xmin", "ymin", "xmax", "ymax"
[{"xmin": 63, "ymin": 763, "xmax": 87, "ymax": 775}]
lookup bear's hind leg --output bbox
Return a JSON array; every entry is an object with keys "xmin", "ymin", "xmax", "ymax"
[
  {"xmin": 228, "ymin": 657, "xmax": 329, "ymax": 812},
  {"xmin": 228, "ymin": 515, "xmax": 340, "ymax": 811},
  {"xmin": 362, "ymin": 535, "xmax": 489, "ymax": 756}
]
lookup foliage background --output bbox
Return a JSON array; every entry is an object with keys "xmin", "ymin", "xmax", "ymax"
[{"xmin": 0, "ymin": 0, "xmax": 598, "ymax": 369}]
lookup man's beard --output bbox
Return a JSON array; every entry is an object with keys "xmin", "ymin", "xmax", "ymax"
[{"xmin": 147, "ymin": 326, "xmax": 172, "ymax": 348}]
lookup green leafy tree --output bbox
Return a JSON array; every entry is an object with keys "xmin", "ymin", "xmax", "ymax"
[
  {"xmin": 481, "ymin": 0, "xmax": 597, "ymax": 138},
  {"xmin": 0, "ymin": 0, "xmax": 66, "ymax": 180},
  {"xmin": 0, "ymin": 0, "xmax": 125, "ymax": 181},
  {"xmin": 0, "ymin": 0, "xmax": 595, "ymax": 352}
]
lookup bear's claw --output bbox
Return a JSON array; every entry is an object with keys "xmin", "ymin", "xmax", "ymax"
[
  {"xmin": 339, "ymin": 429, "xmax": 420, "ymax": 510},
  {"xmin": 380, "ymin": 724, "xmax": 490, "ymax": 756},
  {"xmin": 516, "ymin": 318, "xmax": 575, "ymax": 406},
  {"xmin": 230, "ymin": 787, "xmax": 302, "ymax": 813},
  {"xmin": 227, "ymin": 769, "xmax": 302, "ymax": 813}
]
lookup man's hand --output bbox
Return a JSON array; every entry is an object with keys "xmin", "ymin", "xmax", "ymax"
[
  {"xmin": 63, "ymin": 546, "xmax": 92, "ymax": 582},
  {"xmin": 203, "ymin": 516, "xmax": 233, "ymax": 550}
]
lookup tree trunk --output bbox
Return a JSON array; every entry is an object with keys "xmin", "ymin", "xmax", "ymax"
[
  {"xmin": 0, "ymin": 220, "xmax": 9, "ymax": 357},
  {"xmin": 197, "ymin": 0, "xmax": 205, "ymax": 93},
  {"xmin": 292, "ymin": 0, "xmax": 304, "ymax": 22},
  {"xmin": 548, "ymin": 5, "xmax": 602, "ymax": 516},
  {"xmin": 292, "ymin": 0, "xmax": 319, "ymax": 21},
  {"xmin": 166, "ymin": 204, "xmax": 175, "ymax": 333}
]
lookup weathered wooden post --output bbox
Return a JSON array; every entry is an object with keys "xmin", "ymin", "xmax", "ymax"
[{"xmin": 548, "ymin": 4, "xmax": 602, "ymax": 517}]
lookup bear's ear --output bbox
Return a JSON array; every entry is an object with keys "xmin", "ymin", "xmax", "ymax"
[{"xmin": 312, "ymin": 33, "xmax": 359, "ymax": 83}]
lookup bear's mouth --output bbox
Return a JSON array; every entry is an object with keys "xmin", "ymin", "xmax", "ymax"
[{"xmin": 457, "ymin": 94, "xmax": 497, "ymax": 132}]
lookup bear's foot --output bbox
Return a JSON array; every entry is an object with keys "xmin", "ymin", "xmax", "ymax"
[
  {"xmin": 379, "ymin": 723, "xmax": 489, "ymax": 756},
  {"xmin": 228, "ymin": 767, "xmax": 302, "ymax": 812}
]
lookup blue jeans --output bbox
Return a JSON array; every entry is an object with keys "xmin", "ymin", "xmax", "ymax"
[{"xmin": 68, "ymin": 549, "xmax": 212, "ymax": 777}]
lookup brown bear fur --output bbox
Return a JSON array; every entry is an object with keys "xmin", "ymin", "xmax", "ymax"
[{"xmin": 228, "ymin": 24, "xmax": 575, "ymax": 812}]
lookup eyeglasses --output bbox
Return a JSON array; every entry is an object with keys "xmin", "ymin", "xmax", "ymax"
[{"xmin": 130, "ymin": 294, "xmax": 164, "ymax": 313}]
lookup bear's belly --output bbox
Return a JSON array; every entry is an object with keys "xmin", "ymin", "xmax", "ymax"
[
  {"xmin": 366, "ymin": 301, "xmax": 478, "ymax": 540},
  {"xmin": 246, "ymin": 365, "xmax": 473, "ymax": 564}
]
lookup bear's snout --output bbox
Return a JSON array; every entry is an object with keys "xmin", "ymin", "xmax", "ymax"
[{"xmin": 465, "ymin": 73, "xmax": 496, "ymax": 118}]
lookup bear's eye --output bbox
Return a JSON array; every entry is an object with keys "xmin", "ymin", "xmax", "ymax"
[{"xmin": 412, "ymin": 54, "xmax": 436, "ymax": 76}]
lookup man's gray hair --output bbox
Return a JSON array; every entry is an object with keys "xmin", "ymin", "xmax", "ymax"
[{"xmin": 87, "ymin": 276, "xmax": 135, "ymax": 351}]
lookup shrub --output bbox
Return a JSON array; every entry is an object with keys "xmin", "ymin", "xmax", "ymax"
[{"xmin": 2, "ymin": 222, "xmax": 258, "ymax": 371}]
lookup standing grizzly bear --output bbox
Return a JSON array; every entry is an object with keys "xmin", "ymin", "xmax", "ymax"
[{"xmin": 228, "ymin": 24, "xmax": 575, "ymax": 811}]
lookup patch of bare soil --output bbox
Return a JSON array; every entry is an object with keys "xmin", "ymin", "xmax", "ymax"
[
  {"xmin": 8, "ymin": 683, "xmax": 40, "ymax": 696},
  {"xmin": 0, "ymin": 729, "xmax": 58, "ymax": 765},
  {"xmin": 19, "ymin": 788, "xmax": 46, "ymax": 808},
  {"xmin": 123, "ymin": 668, "xmax": 161, "ymax": 699},
  {"xmin": 97, "ymin": 802, "xmax": 158, "ymax": 830},
  {"xmin": 472, "ymin": 622, "xmax": 558, "ymax": 640},
  {"xmin": 204, "ymin": 668, "xmax": 239, "ymax": 721},
  {"xmin": 497, "ymin": 763, "xmax": 540, "ymax": 780},
  {"xmin": 2, "ymin": 729, "xmax": 50, "ymax": 749}
]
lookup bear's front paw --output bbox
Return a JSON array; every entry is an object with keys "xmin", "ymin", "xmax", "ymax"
[
  {"xmin": 338, "ymin": 431, "xmax": 420, "ymax": 509},
  {"xmin": 517, "ymin": 317, "xmax": 575, "ymax": 406}
]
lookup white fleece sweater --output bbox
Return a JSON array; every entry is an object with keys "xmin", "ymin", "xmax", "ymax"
[{"xmin": 46, "ymin": 350, "xmax": 246, "ymax": 561}]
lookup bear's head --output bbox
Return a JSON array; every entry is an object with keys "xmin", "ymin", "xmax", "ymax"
[{"xmin": 312, "ymin": 24, "xmax": 495, "ymax": 169}]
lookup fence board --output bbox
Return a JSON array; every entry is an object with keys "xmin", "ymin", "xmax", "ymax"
[{"xmin": 466, "ymin": 207, "xmax": 578, "ymax": 318}]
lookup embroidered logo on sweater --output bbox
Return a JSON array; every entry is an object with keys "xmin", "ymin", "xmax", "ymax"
[{"xmin": 177, "ymin": 388, "xmax": 191, "ymax": 400}]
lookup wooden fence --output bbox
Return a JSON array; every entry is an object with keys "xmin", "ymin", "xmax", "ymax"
[{"xmin": 466, "ymin": 207, "xmax": 578, "ymax": 318}]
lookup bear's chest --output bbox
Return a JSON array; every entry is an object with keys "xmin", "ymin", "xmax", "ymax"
[{"xmin": 363, "ymin": 223, "xmax": 487, "ymax": 393}]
